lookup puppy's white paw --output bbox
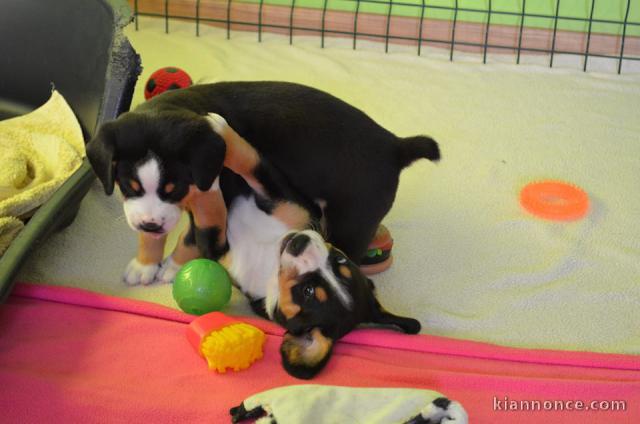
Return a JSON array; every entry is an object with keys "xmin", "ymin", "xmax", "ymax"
[
  {"xmin": 442, "ymin": 401, "xmax": 468, "ymax": 423},
  {"xmin": 207, "ymin": 113, "xmax": 228, "ymax": 135},
  {"xmin": 123, "ymin": 258, "xmax": 160, "ymax": 286},
  {"xmin": 420, "ymin": 398, "xmax": 468, "ymax": 424},
  {"xmin": 157, "ymin": 256, "xmax": 182, "ymax": 284}
]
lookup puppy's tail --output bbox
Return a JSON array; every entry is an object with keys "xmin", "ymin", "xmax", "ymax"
[{"xmin": 397, "ymin": 135, "xmax": 440, "ymax": 169}]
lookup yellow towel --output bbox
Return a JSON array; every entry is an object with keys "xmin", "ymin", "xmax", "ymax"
[{"xmin": 0, "ymin": 90, "xmax": 84, "ymax": 255}]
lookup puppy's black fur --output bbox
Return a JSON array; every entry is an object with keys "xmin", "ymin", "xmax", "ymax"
[
  {"xmin": 88, "ymin": 81, "xmax": 439, "ymax": 263},
  {"xmin": 274, "ymin": 242, "xmax": 421, "ymax": 379},
  {"xmin": 89, "ymin": 109, "xmax": 226, "ymax": 196}
]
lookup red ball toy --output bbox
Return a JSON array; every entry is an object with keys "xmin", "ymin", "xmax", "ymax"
[{"xmin": 144, "ymin": 66, "xmax": 193, "ymax": 100}]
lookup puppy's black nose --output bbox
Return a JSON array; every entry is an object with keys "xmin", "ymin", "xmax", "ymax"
[
  {"xmin": 287, "ymin": 234, "xmax": 310, "ymax": 257},
  {"xmin": 285, "ymin": 316, "xmax": 312, "ymax": 336},
  {"xmin": 139, "ymin": 222, "xmax": 163, "ymax": 233}
]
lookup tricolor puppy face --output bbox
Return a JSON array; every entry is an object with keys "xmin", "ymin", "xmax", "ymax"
[
  {"xmin": 117, "ymin": 154, "xmax": 191, "ymax": 235},
  {"xmin": 273, "ymin": 230, "xmax": 421, "ymax": 379},
  {"xmin": 274, "ymin": 230, "xmax": 354, "ymax": 329},
  {"xmin": 87, "ymin": 111, "xmax": 226, "ymax": 235}
]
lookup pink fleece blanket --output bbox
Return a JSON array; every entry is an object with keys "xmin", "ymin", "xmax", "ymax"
[{"xmin": 1, "ymin": 283, "xmax": 638, "ymax": 422}]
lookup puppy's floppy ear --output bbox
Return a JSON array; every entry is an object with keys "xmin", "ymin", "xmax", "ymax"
[
  {"xmin": 280, "ymin": 328, "xmax": 334, "ymax": 379},
  {"xmin": 368, "ymin": 279, "xmax": 421, "ymax": 334},
  {"xmin": 189, "ymin": 124, "xmax": 226, "ymax": 191},
  {"xmin": 86, "ymin": 123, "xmax": 116, "ymax": 195}
]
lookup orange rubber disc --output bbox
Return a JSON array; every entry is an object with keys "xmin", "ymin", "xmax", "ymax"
[{"xmin": 520, "ymin": 181, "xmax": 589, "ymax": 221}]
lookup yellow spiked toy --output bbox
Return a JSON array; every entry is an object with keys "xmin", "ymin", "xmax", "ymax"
[{"xmin": 187, "ymin": 312, "xmax": 266, "ymax": 373}]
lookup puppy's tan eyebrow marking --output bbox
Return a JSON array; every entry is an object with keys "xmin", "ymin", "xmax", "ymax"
[
  {"xmin": 315, "ymin": 286, "xmax": 328, "ymax": 302},
  {"xmin": 130, "ymin": 179, "xmax": 141, "ymax": 191},
  {"xmin": 338, "ymin": 265, "xmax": 352, "ymax": 279},
  {"xmin": 279, "ymin": 269, "xmax": 301, "ymax": 319}
]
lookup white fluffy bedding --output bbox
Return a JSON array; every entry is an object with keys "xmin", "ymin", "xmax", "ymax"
[{"xmin": 18, "ymin": 18, "xmax": 640, "ymax": 355}]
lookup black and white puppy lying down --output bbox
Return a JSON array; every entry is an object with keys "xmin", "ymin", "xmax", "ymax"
[{"xmin": 208, "ymin": 115, "xmax": 422, "ymax": 379}]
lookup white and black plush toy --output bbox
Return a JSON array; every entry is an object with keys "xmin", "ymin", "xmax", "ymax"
[{"xmin": 230, "ymin": 385, "xmax": 468, "ymax": 424}]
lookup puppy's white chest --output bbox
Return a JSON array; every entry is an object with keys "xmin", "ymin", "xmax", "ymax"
[{"xmin": 225, "ymin": 195, "xmax": 289, "ymax": 299}]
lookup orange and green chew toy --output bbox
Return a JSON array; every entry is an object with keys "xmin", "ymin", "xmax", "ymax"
[
  {"xmin": 361, "ymin": 224, "xmax": 394, "ymax": 275},
  {"xmin": 187, "ymin": 312, "xmax": 266, "ymax": 373}
]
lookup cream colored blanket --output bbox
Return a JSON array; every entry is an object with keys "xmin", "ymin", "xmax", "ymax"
[
  {"xmin": 0, "ymin": 91, "xmax": 84, "ymax": 255},
  {"xmin": 17, "ymin": 20, "xmax": 640, "ymax": 355}
]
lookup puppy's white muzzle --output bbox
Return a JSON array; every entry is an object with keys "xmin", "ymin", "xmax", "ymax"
[
  {"xmin": 280, "ymin": 230, "xmax": 329, "ymax": 275},
  {"xmin": 123, "ymin": 197, "xmax": 181, "ymax": 236},
  {"xmin": 121, "ymin": 156, "xmax": 182, "ymax": 236}
]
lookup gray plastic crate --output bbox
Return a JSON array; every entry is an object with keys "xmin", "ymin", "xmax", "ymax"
[{"xmin": 0, "ymin": 0, "xmax": 141, "ymax": 301}]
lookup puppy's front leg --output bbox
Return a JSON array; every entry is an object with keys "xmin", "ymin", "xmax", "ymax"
[
  {"xmin": 183, "ymin": 184, "xmax": 229, "ymax": 260},
  {"xmin": 158, "ymin": 185, "xmax": 229, "ymax": 283},
  {"xmin": 208, "ymin": 113, "xmax": 317, "ymax": 218},
  {"xmin": 123, "ymin": 232, "xmax": 166, "ymax": 285}
]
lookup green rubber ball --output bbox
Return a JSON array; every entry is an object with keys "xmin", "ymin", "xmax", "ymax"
[{"xmin": 172, "ymin": 259, "xmax": 232, "ymax": 315}]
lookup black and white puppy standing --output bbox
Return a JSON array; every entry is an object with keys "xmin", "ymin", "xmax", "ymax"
[{"xmin": 86, "ymin": 81, "xmax": 440, "ymax": 286}]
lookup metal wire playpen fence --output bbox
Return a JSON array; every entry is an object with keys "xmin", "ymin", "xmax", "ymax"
[{"xmin": 132, "ymin": 0, "xmax": 638, "ymax": 73}]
